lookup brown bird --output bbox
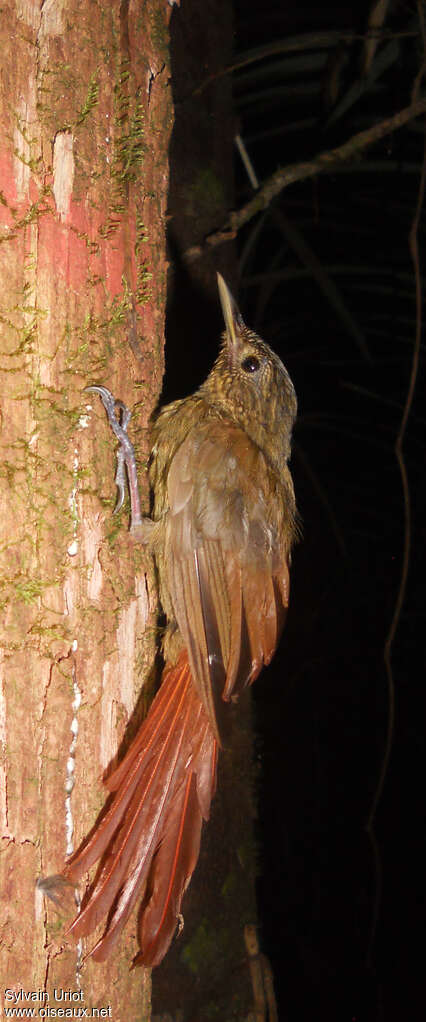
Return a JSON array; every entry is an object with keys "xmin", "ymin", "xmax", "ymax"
[{"xmin": 63, "ymin": 274, "xmax": 298, "ymax": 967}]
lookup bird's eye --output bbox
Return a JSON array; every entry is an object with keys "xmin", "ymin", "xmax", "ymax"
[{"xmin": 241, "ymin": 355, "xmax": 260, "ymax": 373}]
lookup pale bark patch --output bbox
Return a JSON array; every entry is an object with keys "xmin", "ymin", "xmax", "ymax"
[
  {"xmin": 38, "ymin": 0, "xmax": 65, "ymax": 38},
  {"xmin": 63, "ymin": 575, "xmax": 76, "ymax": 618},
  {"xmin": 13, "ymin": 90, "xmax": 37, "ymax": 201},
  {"xmin": 53, "ymin": 132, "xmax": 75, "ymax": 222},
  {"xmin": 16, "ymin": 0, "xmax": 40, "ymax": 29},
  {"xmin": 99, "ymin": 575, "xmax": 150, "ymax": 769},
  {"xmin": 117, "ymin": 574, "xmax": 150, "ymax": 714},
  {"xmin": 99, "ymin": 661, "xmax": 118, "ymax": 770}
]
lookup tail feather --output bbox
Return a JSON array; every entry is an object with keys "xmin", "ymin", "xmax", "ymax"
[
  {"xmin": 104, "ymin": 657, "xmax": 188, "ymax": 793},
  {"xmin": 64, "ymin": 652, "xmax": 218, "ymax": 966},
  {"xmin": 76, "ymin": 674, "xmax": 204, "ymax": 954},
  {"xmin": 138, "ymin": 717, "xmax": 216, "ymax": 967},
  {"xmin": 137, "ymin": 772, "xmax": 203, "ymax": 967},
  {"xmin": 64, "ymin": 660, "xmax": 189, "ymax": 880},
  {"xmin": 196, "ymin": 726, "xmax": 218, "ymax": 818},
  {"xmin": 67, "ymin": 661, "xmax": 194, "ymax": 937}
]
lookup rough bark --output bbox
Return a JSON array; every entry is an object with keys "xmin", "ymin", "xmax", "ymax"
[{"xmin": 0, "ymin": 2, "xmax": 172, "ymax": 1018}]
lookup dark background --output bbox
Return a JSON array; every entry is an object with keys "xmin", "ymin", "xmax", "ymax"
[{"xmin": 162, "ymin": 1, "xmax": 425, "ymax": 1018}]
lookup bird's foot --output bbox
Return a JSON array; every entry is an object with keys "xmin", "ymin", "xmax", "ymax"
[{"xmin": 86, "ymin": 385, "xmax": 146, "ymax": 537}]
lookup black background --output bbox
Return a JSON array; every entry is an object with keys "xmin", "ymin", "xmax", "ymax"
[{"xmin": 164, "ymin": 2, "xmax": 426, "ymax": 1018}]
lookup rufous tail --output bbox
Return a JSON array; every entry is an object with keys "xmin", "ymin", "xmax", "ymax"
[{"xmin": 63, "ymin": 651, "xmax": 217, "ymax": 967}]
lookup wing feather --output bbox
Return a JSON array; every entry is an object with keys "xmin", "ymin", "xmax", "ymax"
[{"xmin": 165, "ymin": 421, "xmax": 295, "ymax": 732}]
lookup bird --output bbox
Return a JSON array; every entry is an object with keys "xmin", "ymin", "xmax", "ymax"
[{"xmin": 61, "ymin": 273, "xmax": 298, "ymax": 968}]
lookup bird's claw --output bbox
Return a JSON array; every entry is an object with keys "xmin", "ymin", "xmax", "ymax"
[
  {"xmin": 85, "ymin": 385, "xmax": 143, "ymax": 527},
  {"xmin": 85, "ymin": 385, "xmax": 132, "ymax": 440}
]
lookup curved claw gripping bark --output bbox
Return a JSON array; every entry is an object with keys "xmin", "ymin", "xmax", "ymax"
[{"xmin": 85, "ymin": 385, "xmax": 143, "ymax": 527}]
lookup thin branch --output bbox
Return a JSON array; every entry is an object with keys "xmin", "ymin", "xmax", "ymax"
[
  {"xmin": 362, "ymin": 0, "xmax": 392, "ymax": 77},
  {"xmin": 235, "ymin": 134, "xmax": 259, "ymax": 190},
  {"xmin": 184, "ymin": 97, "xmax": 426, "ymax": 263},
  {"xmin": 192, "ymin": 29, "xmax": 418, "ymax": 98}
]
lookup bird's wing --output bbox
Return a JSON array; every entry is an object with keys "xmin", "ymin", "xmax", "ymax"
[{"xmin": 164, "ymin": 419, "xmax": 295, "ymax": 742}]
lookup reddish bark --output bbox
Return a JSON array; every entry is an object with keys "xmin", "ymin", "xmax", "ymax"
[{"xmin": 0, "ymin": 2, "xmax": 172, "ymax": 1017}]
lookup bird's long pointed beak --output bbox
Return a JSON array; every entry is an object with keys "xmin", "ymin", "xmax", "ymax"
[{"xmin": 217, "ymin": 274, "xmax": 243, "ymax": 361}]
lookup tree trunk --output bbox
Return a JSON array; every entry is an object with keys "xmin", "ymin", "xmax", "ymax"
[{"xmin": 0, "ymin": 2, "xmax": 172, "ymax": 1017}]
